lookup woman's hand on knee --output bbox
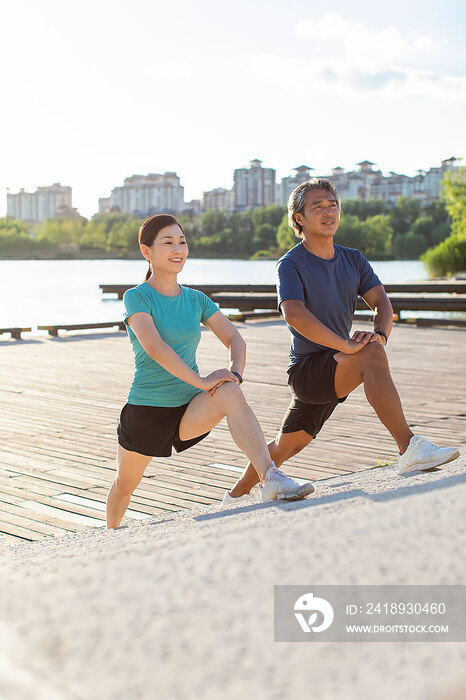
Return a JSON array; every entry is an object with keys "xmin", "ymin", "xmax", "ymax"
[
  {"xmin": 208, "ymin": 379, "xmax": 244, "ymax": 404},
  {"xmin": 200, "ymin": 369, "xmax": 239, "ymax": 395},
  {"xmin": 208, "ymin": 380, "xmax": 227, "ymax": 397}
]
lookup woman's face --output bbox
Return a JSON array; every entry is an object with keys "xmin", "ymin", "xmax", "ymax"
[{"xmin": 142, "ymin": 224, "xmax": 188, "ymax": 274}]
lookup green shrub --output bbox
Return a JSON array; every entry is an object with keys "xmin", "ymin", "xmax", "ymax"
[
  {"xmin": 392, "ymin": 232, "xmax": 429, "ymax": 259},
  {"xmin": 276, "ymin": 213, "xmax": 297, "ymax": 251},
  {"xmin": 422, "ymin": 233, "xmax": 466, "ymax": 277}
]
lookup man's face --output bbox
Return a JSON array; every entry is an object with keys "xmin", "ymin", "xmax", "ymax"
[{"xmin": 295, "ymin": 189, "xmax": 340, "ymax": 239}]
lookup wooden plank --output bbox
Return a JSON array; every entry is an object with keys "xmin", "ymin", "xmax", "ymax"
[
  {"xmin": 0, "ymin": 530, "xmax": 25, "ymax": 544},
  {"xmin": 211, "ymin": 293, "xmax": 466, "ymax": 313},
  {"xmin": 38, "ymin": 322, "xmax": 125, "ymax": 336},
  {"xmin": 99, "ymin": 282, "xmax": 466, "ymax": 296},
  {"xmin": 0, "ymin": 503, "xmax": 74, "ymax": 537},
  {"xmin": 0, "ymin": 519, "xmax": 47, "ymax": 541},
  {"xmin": 405, "ymin": 316, "xmax": 466, "ymax": 328},
  {"xmin": 0, "ymin": 327, "xmax": 32, "ymax": 339},
  {"xmin": 0, "ymin": 492, "xmax": 88, "ymax": 531}
]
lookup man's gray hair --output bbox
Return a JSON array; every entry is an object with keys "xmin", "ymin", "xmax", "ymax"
[{"xmin": 288, "ymin": 178, "xmax": 341, "ymax": 237}]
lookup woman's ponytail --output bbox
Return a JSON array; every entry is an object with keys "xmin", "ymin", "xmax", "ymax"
[{"xmin": 145, "ymin": 262, "xmax": 152, "ymax": 281}]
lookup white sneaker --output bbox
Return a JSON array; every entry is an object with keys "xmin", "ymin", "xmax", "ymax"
[
  {"xmin": 259, "ymin": 465, "xmax": 315, "ymax": 502},
  {"xmin": 221, "ymin": 490, "xmax": 250, "ymax": 507},
  {"xmin": 398, "ymin": 435, "xmax": 460, "ymax": 474}
]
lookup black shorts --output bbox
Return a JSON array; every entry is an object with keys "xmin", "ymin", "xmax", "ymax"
[
  {"xmin": 281, "ymin": 349, "xmax": 347, "ymax": 438},
  {"xmin": 117, "ymin": 402, "xmax": 210, "ymax": 457}
]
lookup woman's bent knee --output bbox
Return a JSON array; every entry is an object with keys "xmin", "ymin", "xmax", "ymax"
[{"xmin": 215, "ymin": 381, "xmax": 245, "ymax": 406}]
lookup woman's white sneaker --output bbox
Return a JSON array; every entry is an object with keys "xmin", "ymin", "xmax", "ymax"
[
  {"xmin": 398, "ymin": 435, "xmax": 460, "ymax": 474},
  {"xmin": 259, "ymin": 465, "xmax": 315, "ymax": 502},
  {"xmin": 221, "ymin": 490, "xmax": 250, "ymax": 507}
]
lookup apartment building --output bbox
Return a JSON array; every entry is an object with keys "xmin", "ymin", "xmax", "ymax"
[
  {"xmin": 276, "ymin": 166, "xmax": 314, "ymax": 205},
  {"xmin": 233, "ymin": 159, "xmax": 276, "ymax": 209},
  {"xmin": 202, "ymin": 187, "xmax": 233, "ymax": 211},
  {"xmin": 99, "ymin": 172, "xmax": 184, "ymax": 215},
  {"xmin": 7, "ymin": 183, "xmax": 74, "ymax": 222}
]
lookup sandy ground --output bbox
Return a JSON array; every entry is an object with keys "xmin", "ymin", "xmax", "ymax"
[{"xmin": 1, "ymin": 451, "xmax": 465, "ymax": 700}]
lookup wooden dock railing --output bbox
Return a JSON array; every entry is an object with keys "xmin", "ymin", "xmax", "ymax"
[
  {"xmin": 3, "ymin": 283, "xmax": 465, "ymax": 342},
  {"xmin": 37, "ymin": 322, "xmax": 126, "ymax": 337},
  {"xmin": 0, "ymin": 327, "xmax": 32, "ymax": 340},
  {"xmin": 99, "ymin": 282, "xmax": 466, "ymax": 326},
  {"xmin": 100, "ymin": 281, "xmax": 466, "ymax": 299}
]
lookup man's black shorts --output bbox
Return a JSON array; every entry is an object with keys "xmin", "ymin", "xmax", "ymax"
[{"xmin": 281, "ymin": 349, "xmax": 347, "ymax": 438}]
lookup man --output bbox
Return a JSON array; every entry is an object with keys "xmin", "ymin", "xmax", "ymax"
[{"xmin": 222, "ymin": 178, "xmax": 459, "ymax": 505}]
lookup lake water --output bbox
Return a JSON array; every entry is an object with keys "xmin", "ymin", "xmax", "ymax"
[{"xmin": 0, "ymin": 258, "xmax": 428, "ymax": 331}]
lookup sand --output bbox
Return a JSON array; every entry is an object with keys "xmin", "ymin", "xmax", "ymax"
[{"xmin": 1, "ymin": 452, "xmax": 465, "ymax": 700}]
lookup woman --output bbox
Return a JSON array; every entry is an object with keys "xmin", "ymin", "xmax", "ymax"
[{"xmin": 106, "ymin": 214, "xmax": 314, "ymax": 528}]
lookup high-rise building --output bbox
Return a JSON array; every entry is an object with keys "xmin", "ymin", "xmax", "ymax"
[
  {"xmin": 98, "ymin": 197, "xmax": 111, "ymax": 214},
  {"xmin": 276, "ymin": 165, "xmax": 314, "ymax": 205},
  {"xmin": 101, "ymin": 172, "xmax": 185, "ymax": 215},
  {"xmin": 422, "ymin": 157, "xmax": 459, "ymax": 200},
  {"xmin": 202, "ymin": 187, "xmax": 233, "ymax": 211},
  {"xmin": 233, "ymin": 159, "xmax": 276, "ymax": 209},
  {"xmin": 183, "ymin": 199, "xmax": 202, "ymax": 216},
  {"xmin": 7, "ymin": 183, "xmax": 74, "ymax": 222}
]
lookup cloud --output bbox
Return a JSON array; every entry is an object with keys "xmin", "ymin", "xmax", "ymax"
[
  {"xmin": 232, "ymin": 14, "xmax": 466, "ymax": 102},
  {"xmin": 294, "ymin": 13, "xmax": 433, "ymax": 72},
  {"xmin": 413, "ymin": 36, "xmax": 434, "ymax": 52},
  {"xmin": 350, "ymin": 70, "xmax": 407, "ymax": 91}
]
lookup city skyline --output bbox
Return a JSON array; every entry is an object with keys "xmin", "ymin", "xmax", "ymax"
[
  {"xmin": 7, "ymin": 155, "xmax": 459, "ymax": 222},
  {"xmin": 5, "ymin": 152, "xmax": 464, "ymax": 219},
  {"xmin": 1, "ymin": 1, "xmax": 465, "ymax": 218}
]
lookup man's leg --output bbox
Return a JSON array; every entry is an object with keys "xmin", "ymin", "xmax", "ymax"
[
  {"xmin": 229, "ymin": 430, "xmax": 313, "ymax": 497},
  {"xmin": 334, "ymin": 343, "xmax": 413, "ymax": 453}
]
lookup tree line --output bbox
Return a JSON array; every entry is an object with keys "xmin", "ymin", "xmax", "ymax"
[{"xmin": 0, "ymin": 183, "xmax": 463, "ymax": 274}]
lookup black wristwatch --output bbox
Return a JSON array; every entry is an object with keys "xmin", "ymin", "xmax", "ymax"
[
  {"xmin": 375, "ymin": 330, "xmax": 388, "ymax": 345},
  {"xmin": 231, "ymin": 371, "xmax": 243, "ymax": 384}
]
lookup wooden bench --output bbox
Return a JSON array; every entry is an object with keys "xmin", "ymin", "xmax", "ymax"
[
  {"xmin": 99, "ymin": 283, "xmax": 279, "ymax": 299},
  {"xmin": 0, "ymin": 327, "xmax": 32, "ymax": 340},
  {"xmin": 227, "ymin": 311, "xmax": 281, "ymax": 322},
  {"xmin": 210, "ymin": 293, "xmax": 466, "ymax": 313},
  {"xmin": 38, "ymin": 322, "xmax": 126, "ymax": 337},
  {"xmin": 100, "ymin": 281, "xmax": 466, "ymax": 299},
  {"xmin": 403, "ymin": 317, "xmax": 466, "ymax": 328}
]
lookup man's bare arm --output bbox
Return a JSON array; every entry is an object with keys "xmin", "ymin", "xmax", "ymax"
[
  {"xmin": 351, "ymin": 285, "xmax": 393, "ymax": 345},
  {"xmin": 281, "ymin": 300, "xmax": 368, "ymax": 355}
]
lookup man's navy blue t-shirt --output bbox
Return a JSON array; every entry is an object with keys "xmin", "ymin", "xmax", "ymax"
[{"xmin": 276, "ymin": 242, "xmax": 382, "ymax": 364}]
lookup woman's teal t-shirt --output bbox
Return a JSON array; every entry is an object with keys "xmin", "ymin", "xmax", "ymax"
[{"xmin": 123, "ymin": 282, "xmax": 219, "ymax": 407}]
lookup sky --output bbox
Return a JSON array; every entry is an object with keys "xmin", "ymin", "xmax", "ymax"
[{"xmin": 1, "ymin": 0, "xmax": 465, "ymax": 217}]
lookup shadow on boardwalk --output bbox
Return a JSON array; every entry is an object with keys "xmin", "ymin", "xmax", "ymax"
[{"xmin": 195, "ymin": 468, "xmax": 466, "ymax": 522}]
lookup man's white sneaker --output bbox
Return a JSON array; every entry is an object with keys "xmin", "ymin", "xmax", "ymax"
[
  {"xmin": 259, "ymin": 465, "xmax": 315, "ymax": 502},
  {"xmin": 398, "ymin": 435, "xmax": 460, "ymax": 474},
  {"xmin": 221, "ymin": 490, "xmax": 250, "ymax": 507}
]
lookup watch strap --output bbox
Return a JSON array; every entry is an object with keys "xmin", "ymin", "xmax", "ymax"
[{"xmin": 376, "ymin": 330, "xmax": 388, "ymax": 344}]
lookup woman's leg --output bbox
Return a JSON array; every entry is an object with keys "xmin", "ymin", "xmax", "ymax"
[
  {"xmin": 106, "ymin": 444, "xmax": 152, "ymax": 528},
  {"xmin": 178, "ymin": 382, "xmax": 273, "ymax": 483}
]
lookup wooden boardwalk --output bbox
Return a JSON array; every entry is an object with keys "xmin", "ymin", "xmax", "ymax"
[{"xmin": 0, "ymin": 320, "xmax": 464, "ymax": 543}]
